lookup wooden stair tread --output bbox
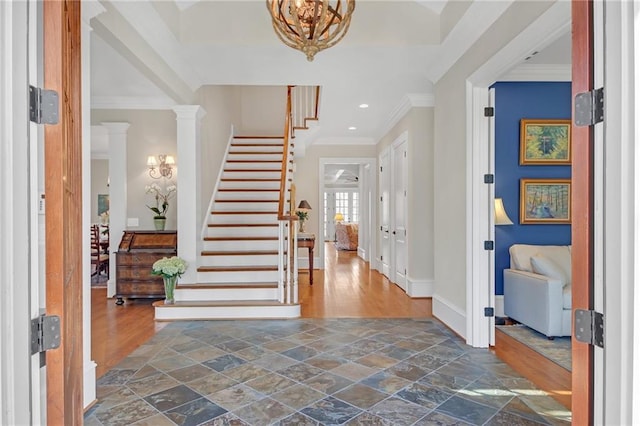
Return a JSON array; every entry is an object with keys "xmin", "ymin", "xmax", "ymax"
[
  {"xmin": 197, "ymin": 266, "xmax": 278, "ymax": 272},
  {"xmin": 227, "ymin": 160, "xmax": 282, "ymax": 163},
  {"xmin": 221, "ymin": 178, "xmax": 280, "ymax": 182},
  {"xmin": 207, "ymin": 224, "xmax": 278, "ymax": 228},
  {"xmin": 203, "ymin": 236, "xmax": 278, "ymax": 241},
  {"xmin": 215, "ymin": 200, "xmax": 279, "ymax": 203},
  {"xmin": 178, "ymin": 283, "xmax": 278, "ymax": 289},
  {"xmin": 201, "ymin": 250, "xmax": 278, "ymax": 256},
  {"xmin": 218, "ymin": 189, "xmax": 280, "ymax": 192},
  {"xmin": 233, "ymin": 136, "xmax": 284, "ymax": 139},
  {"xmin": 229, "ymin": 151, "xmax": 283, "ymax": 155},
  {"xmin": 211, "ymin": 211, "xmax": 278, "ymax": 215},
  {"xmin": 224, "ymin": 168, "xmax": 281, "ymax": 172}
]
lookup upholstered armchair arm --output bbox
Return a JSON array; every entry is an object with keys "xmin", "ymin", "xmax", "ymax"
[{"xmin": 503, "ymin": 269, "xmax": 566, "ymax": 337}]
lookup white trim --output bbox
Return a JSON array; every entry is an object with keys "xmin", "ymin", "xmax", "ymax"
[
  {"xmin": 313, "ymin": 137, "xmax": 375, "ymax": 146},
  {"xmin": 375, "ymin": 94, "xmax": 434, "ymax": 142},
  {"xmin": 406, "ymin": 278, "xmax": 434, "ymax": 298},
  {"xmin": 297, "ymin": 256, "xmax": 320, "ymax": 271},
  {"xmin": 154, "ymin": 304, "xmax": 301, "ymax": 320},
  {"xmin": 176, "ymin": 287, "xmax": 278, "ymax": 301},
  {"xmin": 499, "ymin": 64, "xmax": 571, "ymax": 82},
  {"xmin": 91, "ymin": 95, "xmax": 177, "ymax": 110},
  {"xmin": 494, "ymin": 295, "xmax": 504, "ymax": 318},
  {"xmin": 357, "ymin": 247, "xmax": 367, "ymax": 261},
  {"xmin": 432, "ymin": 294, "xmax": 466, "ymax": 339}
]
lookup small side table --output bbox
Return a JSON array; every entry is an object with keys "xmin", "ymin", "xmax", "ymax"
[{"xmin": 297, "ymin": 233, "xmax": 315, "ymax": 285}]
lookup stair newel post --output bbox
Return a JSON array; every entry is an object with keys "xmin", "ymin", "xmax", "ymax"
[
  {"xmin": 278, "ymin": 221, "xmax": 285, "ymax": 303},
  {"xmin": 293, "ymin": 221, "xmax": 299, "ymax": 303}
]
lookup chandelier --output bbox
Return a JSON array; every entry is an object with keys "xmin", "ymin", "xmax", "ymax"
[{"xmin": 267, "ymin": 0, "xmax": 355, "ymax": 61}]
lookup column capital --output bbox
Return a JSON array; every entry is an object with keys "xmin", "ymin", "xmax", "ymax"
[
  {"xmin": 173, "ymin": 105, "xmax": 206, "ymax": 122},
  {"xmin": 101, "ymin": 122, "xmax": 130, "ymax": 136}
]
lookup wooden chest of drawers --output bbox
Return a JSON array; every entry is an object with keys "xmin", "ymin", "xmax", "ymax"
[{"xmin": 115, "ymin": 230, "xmax": 177, "ymax": 305}]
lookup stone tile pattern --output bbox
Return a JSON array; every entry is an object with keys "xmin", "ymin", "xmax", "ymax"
[{"xmin": 85, "ymin": 319, "xmax": 571, "ymax": 426}]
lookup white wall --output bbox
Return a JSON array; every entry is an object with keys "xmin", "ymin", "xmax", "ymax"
[
  {"xmin": 239, "ymin": 86, "xmax": 286, "ymax": 136},
  {"xmin": 376, "ymin": 107, "xmax": 434, "ymax": 288},
  {"xmin": 90, "ymin": 159, "xmax": 109, "ymax": 223},
  {"xmin": 433, "ymin": 0, "xmax": 555, "ymax": 334},
  {"xmin": 92, "ymin": 109, "xmax": 178, "ymax": 230}
]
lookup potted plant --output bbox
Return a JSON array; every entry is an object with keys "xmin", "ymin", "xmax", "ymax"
[
  {"xmin": 151, "ymin": 256, "xmax": 188, "ymax": 304},
  {"xmin": 295, "ymin": 210, "xmax": 308, "ymax": 232},
  {"xmin": 145, "ymin": 183, "xmax": 176, "ymax": 230}
]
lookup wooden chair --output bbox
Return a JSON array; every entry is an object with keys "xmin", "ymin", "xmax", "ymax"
[{"xmin": 91, "ymin": 225, "xmax": 109, "ymax": 278}]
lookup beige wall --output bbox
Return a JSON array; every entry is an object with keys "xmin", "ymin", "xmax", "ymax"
[
  {"xmin": 238, "ymin": 86, "xmax": 287, "ymax": 136},
  {"xmin": 294, "ymin": 144, "xmax": 377, "ymax": 243},
  {"xmin": 92, "ymin": 109, "xmax": 179, "ymax": 231},
  {"xmin": 377, "ymin": 107, "xmax": 434, "ymax": 284},
  {"xmin": 433, "ymin": 1, "xmax": 554, "ymax": 316},
  {"xmin": 91, "ymin": 159, "xmax": 109, "ymax": 223}
]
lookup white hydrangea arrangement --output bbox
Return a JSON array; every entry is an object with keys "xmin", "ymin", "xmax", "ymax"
[{"xmin": 151, "ymin": 256, "xmax": 188, "ymax": 279}]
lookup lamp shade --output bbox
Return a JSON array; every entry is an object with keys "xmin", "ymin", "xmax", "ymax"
[
  {"xmin": 147, "ymin": 156, "xmax": 158, "ymax": 167},
  {"xmin": 334, "ymin": 212, "xmax": 344, "ymax": 222},
  {"xmin": 494, "ymin": 198, "xmax": 514, "ymax": 225},
  {"xmin": 298, "ymin": 200, "xmax": 312, "ymax": 210}
]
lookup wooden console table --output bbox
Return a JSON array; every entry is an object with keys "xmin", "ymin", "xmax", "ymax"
[{"xmin": 298, "ymin": 233, "xmax": 315, "ymax": 285}]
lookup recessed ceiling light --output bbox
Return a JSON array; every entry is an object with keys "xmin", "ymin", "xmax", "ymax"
[
  {"xmin": 348, "ymin": 126, "xmax": 357, "ymax": 130},
  {"xmin": 359, "ymin": 104, "xmax": 369, "ymax": 109}
]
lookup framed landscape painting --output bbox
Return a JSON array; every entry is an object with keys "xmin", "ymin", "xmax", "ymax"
[
  {"xmin": 520, "ymin": 119, "xmax": 571, "ymax": 165},
  {"xmin": 520, "ymin": 178, "xmax": 571, "ymax": 224}
]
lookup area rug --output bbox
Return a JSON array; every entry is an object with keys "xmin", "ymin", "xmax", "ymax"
[{"xmin": 496, "ymin": 324, "xmax": 571, "ymax": 371}]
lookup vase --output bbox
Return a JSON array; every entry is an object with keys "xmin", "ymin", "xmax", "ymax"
[
  {"xmin": 163, "ymin": 275, "xmax": 177, "ymax": 305},
  {"xmin": 299, "ymin": 220, "xmax": 306, "ymax": 233},
  {"xmin": 154, "ymin": 217, "xmax": 166, "ymax": 231}
]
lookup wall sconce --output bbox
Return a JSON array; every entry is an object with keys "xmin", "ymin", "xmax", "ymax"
[
  {"xmin": 147, "ymin": 154, "xmax": 175, "ymax": 179},
  {"xmin": 495, "ymin": 198, "xmax": 514, "ymax": 225}
]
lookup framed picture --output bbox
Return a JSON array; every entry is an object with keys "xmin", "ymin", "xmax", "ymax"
[
  {"xmin": 520, "ymin": 178, "xmax": 571, "ymax": 224},
  {"xmin": 97, "ymin": 194, "xmax": 109, "ymax": 215},
  {"xmin": 520, "ymin": 119, "xmax": 571, "ymax": 165}
]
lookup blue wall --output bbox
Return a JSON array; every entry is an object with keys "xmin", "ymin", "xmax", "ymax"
[{"xmin": 493, "ymin": 82, "xmax": 572, "ymax": 295}]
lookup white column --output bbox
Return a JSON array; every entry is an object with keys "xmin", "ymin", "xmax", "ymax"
[
  {"xmin": 81, "ymin": 0, "xmax": 105, "ymax": 409},
  {"xmin": 102, "ymin": 123, "xmax": 129, "ymax": 297},
  {"xmin": 173, "ymin": 106, "xmax": 206, "ymax": 284}
]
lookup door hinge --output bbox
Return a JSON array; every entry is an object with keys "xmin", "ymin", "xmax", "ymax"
[
  {"xmin": 484, "ymin": 307, "xmax": 494, "ymax": 317},
  {"xmin": 31, "ymin": 314, "xmax": 61, "ymax": 355},
  {"xmin": 484, "ymin": 107, "xmax": 494, "ymax": 117},
  {"xmin": 574, "ymin": 309, "xmax": 604, "ymax": 348},
  {"xmin": 29, "ymin": 85, "xmax": 59, "ymax": 125},
  {"xmin": 575, "ymin": 87, "xmax": 604, "ymax": 126},
  {"xmin": 484, "ymin": 240, "xmax": 494, "ymax": 250},
  {"xmin": 484, "ymin": 174, "xmax": 494, "ymax": 184}
]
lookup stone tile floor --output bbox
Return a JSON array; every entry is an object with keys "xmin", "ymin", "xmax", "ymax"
[{"xmin": 85, "ymin": 318, "xmax": 571, "ymax": 426}]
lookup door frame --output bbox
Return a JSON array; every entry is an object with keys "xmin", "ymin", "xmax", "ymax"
[
  {"xmin": 377, "ymin": 148, "xmax": 391, "ymax": 277},
  {"xmin": 391, "ymin": 132, "xmax": 408, "ymax": 290},
  {"xmin": 318, "ymin": 157, "xmax": 376, "ymax": 270}
]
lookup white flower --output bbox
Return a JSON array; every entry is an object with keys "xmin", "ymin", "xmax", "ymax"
[{"xmin": 151, "ymin": 256, "xmax": 188, "ymax": 278}]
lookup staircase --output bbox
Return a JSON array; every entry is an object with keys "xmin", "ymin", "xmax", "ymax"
[{"xmin": 154, "ymin": 136, "xmax": 300, "ymax": 320}]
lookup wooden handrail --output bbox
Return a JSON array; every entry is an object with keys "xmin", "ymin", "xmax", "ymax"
[
  {"xmin": 314, "ymin": 85, "xmax": 320, "ymax": 120},
  {"xmin": 278, "ymin": 86, "xmax": 293, "ymax": 220}
]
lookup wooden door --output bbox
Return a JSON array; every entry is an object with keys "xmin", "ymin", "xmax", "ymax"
[
  {"xmin": 571, "ymin": 0, "xmax": 593, "ymax": 423},
  {"xmin": 44, "ymin": 0, "xmax": 84, "ymax": 423}
]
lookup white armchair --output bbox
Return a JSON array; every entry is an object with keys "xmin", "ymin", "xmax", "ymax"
[{"xmin": 503, "ymin": 244, "xmax": 572, "ymax": 338}]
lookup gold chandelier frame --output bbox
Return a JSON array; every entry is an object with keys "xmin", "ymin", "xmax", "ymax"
[{"xmin": 267, "ymin": 0, "xmax": 356, "ymax": 61}]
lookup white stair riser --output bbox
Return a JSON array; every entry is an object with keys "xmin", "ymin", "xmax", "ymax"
[
  {"xmin": 231, "ymin": 138, "xmax": 284, "ymax": 145},
  {"xmin": 197, "ymin": 270, "xmax": 279, "ymax": 283},
  {"xmin": 175, "ymin": 286, "xmax": 278, "ymax": 301},
  {"xmin": 200, "ymin": 254, "xmax": 279, "ymax": 267},
  {"xmin": 224, "ymin": 162, "xmax": 283, "ymax": 171},
  {"xmin": 203, "ymin": 240, "xmax": 279, "ymax": 251},
  {"xmin": 208, "ymin": 214, "xmax": 278, "ymax": 224},
  {"xmin": 216, "ymin": 191, "xmax": 280, "ymax": 201},
  {"xmin": 206, "ymin": 227, "xmax": 279, "ymax": 238},
  {"xmin": 227, "ymin": 154, "xmax": 283, "ymax": 162},
  {"xmin": 219, "ymin": 181, "xmax": 280, "ymax": 190},
  {"xmin": 222, "ymin": 171, "xmax": 281, "ymax": 179},
  {"xmin": 154, "ymin": 304, "xmax": 301, "ymax": 320},
  {"xmin": 214, "ymin": 202, "xmax": 279, "ymax": 212}
]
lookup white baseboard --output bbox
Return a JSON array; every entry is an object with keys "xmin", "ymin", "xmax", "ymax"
[
  {"xmin": 357, "ymin": 247, "xmax": 367, "ymax": 261},
  {"xmin": 494, "ymin": 295, "xmax": 504, "ymax": 318},
  {"xmin": 406, "ymin": 277, "xmax": 434, "ymax": 297},
  {"xmin": 433, "ymin": 294, "xmax": 466, "ymax": 340},
  {"xmin": 83, "ymin": 360, "xmax": 97, "ymax": 408},
  {"xmin": 370, "ymin": 257, "xmax": 381, "ymax": 272}
]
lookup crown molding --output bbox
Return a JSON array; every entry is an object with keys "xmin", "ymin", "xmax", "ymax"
[
  {"xmin": 498, "ymin": 64, "xmax": 571, "ymax": 82},
  {"xmin": 375, "ymin": 93, "xmax": 434, "ymax": 142},
  {"xmin": 91, "ymin": 96, "xmax": 177, "ymax": 110}
]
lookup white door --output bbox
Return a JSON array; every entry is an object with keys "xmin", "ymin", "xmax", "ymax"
[
  {"xmin": 392, "ymin": 138, "xmax": 408, "ymax": 290},
  {"xmin": 379, "ymin": 148, "xmax": 391, "ymax": 277}
]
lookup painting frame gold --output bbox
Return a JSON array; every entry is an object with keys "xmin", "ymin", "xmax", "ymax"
[
  {"xmin": 520, "ymin": 178, "xmax": 571, "ymax": 224},
  {"xmin": 520, "ymin": 119, "xmax": 572, "ymax": 165}
]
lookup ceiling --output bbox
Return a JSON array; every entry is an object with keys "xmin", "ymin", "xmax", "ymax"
[{"xmin": 90, "ymin": 0, "xmax": 571, "ymax": 145}]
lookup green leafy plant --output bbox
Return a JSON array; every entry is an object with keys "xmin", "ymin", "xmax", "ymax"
[{"xmin": 295, "ymin": 210, "xmax": 308, "ymax": 221}]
